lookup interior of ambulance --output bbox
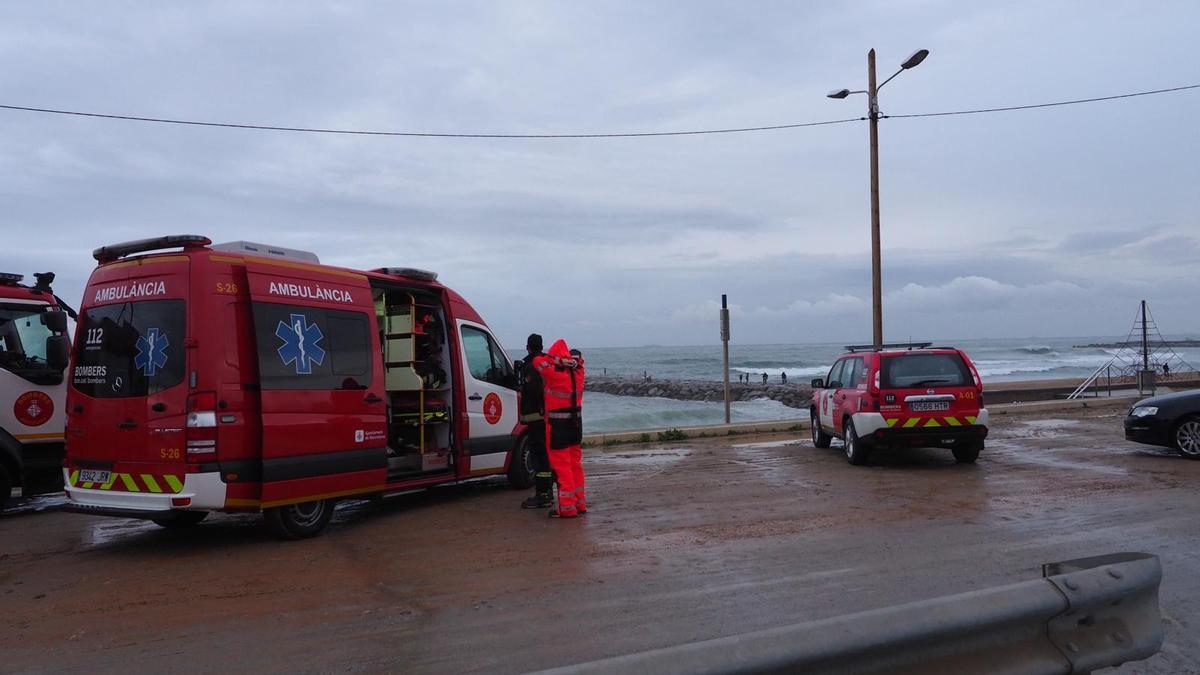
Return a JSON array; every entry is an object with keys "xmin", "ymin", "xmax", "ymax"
[{"xmin": 371, "ymin": 283, "xmax": 454, "ymax": 481}]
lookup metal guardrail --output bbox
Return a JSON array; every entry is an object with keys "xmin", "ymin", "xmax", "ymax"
[{"xmin": 535, "ymin": 552, "xmax": 1162, "ymax": 675}]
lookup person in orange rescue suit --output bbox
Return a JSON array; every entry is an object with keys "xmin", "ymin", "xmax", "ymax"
[
  {"xmin": 520, "ymin": 334, "xmax": 554, "ymax": 509},
  {"xmin": 532, "ymin": 339, "xmax": 587, "ymax": 518}
]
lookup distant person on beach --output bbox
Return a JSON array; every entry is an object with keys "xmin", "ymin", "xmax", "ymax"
[
  {"xmin": 781, "ymin": 371, "xmax": 787, "ymax": 384},
  {"xmin": 761, "ymin": 372, "xmax": 767, "ymax": 384}
]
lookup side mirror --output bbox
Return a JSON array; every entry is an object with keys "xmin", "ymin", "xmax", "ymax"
[
  {"xmin": 46, "ymin": 335, "xmax": 70, "ymax": 371},
  {"xmin": 811, "ymin": 378, "xmax": 824, "ymax": 389},
  {"xmin": 42, "ymin": 309, "xmax": 68, "ymax": 334}
]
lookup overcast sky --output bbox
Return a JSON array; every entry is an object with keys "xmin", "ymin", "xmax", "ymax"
[{"xmin": 1, "ymin": 2, "xmax": 1197, "ymax": 347}]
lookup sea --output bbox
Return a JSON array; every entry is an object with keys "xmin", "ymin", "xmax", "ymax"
[{"xmin": 571, "ymin": 336, "xmax": 1200, "ymax": 433}]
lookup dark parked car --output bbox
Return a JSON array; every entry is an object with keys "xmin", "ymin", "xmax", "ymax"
[{"xmin": 1124, "ymin": 389, "xmax": 1200, "ymax": 458}]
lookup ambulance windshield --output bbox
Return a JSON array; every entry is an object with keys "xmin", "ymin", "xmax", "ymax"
[
  {"xmin": 0, "ymin": 304, "xmax": 58, "ymax": 384},
  {"xmin": 71, "ymin": 299, "xmax": 186, "ymax": 398}
]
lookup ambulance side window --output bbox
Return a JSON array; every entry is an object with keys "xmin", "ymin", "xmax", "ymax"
[
  {"xmin": 461, "ymin": 326, "xmax": 514, "ymax": 388},
  {"xmin": 251, "ymin": 302, "xmax": 372, "ymax": 391}
]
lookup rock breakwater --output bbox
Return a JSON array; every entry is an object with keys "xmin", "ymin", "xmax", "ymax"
[{"xmin": 587, "ymin": 375, "xmax": 812, "ymax": 409}]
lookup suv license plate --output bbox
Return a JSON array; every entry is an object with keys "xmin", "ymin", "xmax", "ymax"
[
  {"xmin": 910, "ymin": 401, "xmax": 950, "ymax": 412},
  {"xmin": 79, "ymin": 469, "xmax": 111, "ymax": 484}
]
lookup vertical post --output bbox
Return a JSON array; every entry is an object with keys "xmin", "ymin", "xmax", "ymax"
[
  {"xmin": 867, "ymin": 49, "xmax": 883, "ymax": 348},
  {"xmin": 1141, "ymin": 299, "xmax": 1149, "ymax": 371},
  {"xmin": 720, "ymin": 294, "xmax": 731, "ymax": 424}
]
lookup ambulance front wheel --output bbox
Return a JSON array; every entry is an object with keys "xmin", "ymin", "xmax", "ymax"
[
  {"xmin": 264, "ymin": 499, "xmax": 334, "ymax": 539},
  {"xmin": 506, "ymin": 434, "xmax": 536, "ymax": 489}
]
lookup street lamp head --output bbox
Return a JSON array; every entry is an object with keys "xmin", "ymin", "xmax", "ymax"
[
  {"xmin": 900, "ymin": 49, "xmax": 929, "ymax": 69},
  {"xmin": 826, "ymin": 88, "xmax": 851, "ymax": 99}
]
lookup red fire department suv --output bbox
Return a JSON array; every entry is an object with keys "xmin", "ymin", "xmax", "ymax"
[
  {"xmin": 64, "ymin": 235, "xmax": 533, "ymax": 538},
  {"xmin": 810, "ymin": 343, "xmax": 988, "ymax": 465}
]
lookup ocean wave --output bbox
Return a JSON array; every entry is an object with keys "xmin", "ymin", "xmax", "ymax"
[{"xmin": 1015, "ymin": 345, "xmax": 1056, "ymax": 355}]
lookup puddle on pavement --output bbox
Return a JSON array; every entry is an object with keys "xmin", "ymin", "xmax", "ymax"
[
  {"xmin": 989, "ymin": 439, "xmax": 1130, "ymax": 477},
  {"xmin": 592, "ymin": 449, "xmax": 692, "ymax": 465},
  {"xmin": 731, "ymin": 439, "xmax": 805, "ymax": 449},
  {"xmin": 2, "ymin": 493, "xmax": 67, "ymax": 517},
  {"xmin": 89, "ymin": 518, "xmax": 161, "ymax": 546}
]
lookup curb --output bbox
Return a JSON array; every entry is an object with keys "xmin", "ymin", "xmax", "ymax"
[{"xmin": 582, "ymin": 394, "xmax": 1136, "ymax": 447}]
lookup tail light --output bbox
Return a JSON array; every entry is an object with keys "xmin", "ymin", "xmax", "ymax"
[
  {"xmin": 871, "ymin": 370, "xmax": 881, "ymax": 394},
  {"xmin": 186, "ymin": 392, "xmax": 217, "ymax": 463}
]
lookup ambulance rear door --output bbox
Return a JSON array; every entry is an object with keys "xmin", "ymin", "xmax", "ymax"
[
  {"xmin": 455, "ymin": 320, "xmax": 518, "ymax": 475},
  {"xmin": 245, "ymin": 262, "xmax": 387, "ymax": 506}
]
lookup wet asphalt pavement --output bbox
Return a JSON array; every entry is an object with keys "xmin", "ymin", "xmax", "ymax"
[{"xmin": 2, "ymin": 405, "xmax": 1198, "ymax": 673}]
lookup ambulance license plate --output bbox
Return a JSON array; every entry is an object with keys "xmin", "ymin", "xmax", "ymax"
[
  {"xmin": 910, "ymin": 401, "xmax": 950, "ymax": 412},
  {"xmin": 79, "ymin": 469, "xmax": 111, "ymax": 484}
]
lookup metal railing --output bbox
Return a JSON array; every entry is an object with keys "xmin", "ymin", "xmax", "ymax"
[
  {"xmin": 1068, "ymin": 358, "xmax": 1119, "ymax": 400},
  {"xmin": 536, "ymin": 552, "xmax": 1163, "ymax": 675}
]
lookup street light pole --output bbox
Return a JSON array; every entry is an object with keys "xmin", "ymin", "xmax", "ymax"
[
  {"xmin": 827, "ymin": 48, "xmax": 928, "ymax": 350},
  {"xmin": 867, "ymin": 49, "xmax": 883, "ymax": 348}
]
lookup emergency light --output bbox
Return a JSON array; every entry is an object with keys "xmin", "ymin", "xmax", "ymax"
[
  {"xmin": 375, "ymin": 267, "xmax": 439, "ymax": 282},
  {"xmin": 0, "ymin": 272, "xmax": 24, "ymax": 285},
  {"xmin": 93, "ymin": 235, "xmax": 212, "ymax": 263}
]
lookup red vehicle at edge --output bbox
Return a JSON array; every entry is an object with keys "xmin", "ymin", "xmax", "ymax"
[
  {"xmin": 64, "ymin": 235, "xmax": 533, "ymax": 538},
  {"xmin": 810, "ymin": 343, "xmax": 989, "ymax": 465}
]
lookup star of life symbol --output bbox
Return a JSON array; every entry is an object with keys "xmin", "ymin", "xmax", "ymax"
[
  {"xmin": 26, "ymin": 400, "xmax": 42, "ymax": 418},
  {"xmin": 134, "ymin": 328, "xmax": 169, "ymax": 377},
  {"xmin": 276, "ymin": 313, "xmax": 326, "ymax": 375}
]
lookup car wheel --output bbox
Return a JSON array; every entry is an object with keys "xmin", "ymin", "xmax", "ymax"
[
  {"xmin": 507, "ymin": 434, "xmax": 536, "ymax": 489},
  {"xmin": 811, "ymin": 410, "xmax": 832, "ymax": 449},
  {"xmin": 264, "ymin": 499, "xmax": 334, "ymax": 539},
  {"xmin": 843, "ymin": 419, "xmax": 869, "ymax": 465},
  {"xmin": 953, "ymin": 442, "xmax": 982, "ymax": 464},
  {"xmin": 1174, "ymin": 416, "xmax": 1200, "ymax": 459},
  {"xmin": 152, "ymin": 511, "xmax": 208, "ymax": 528}
]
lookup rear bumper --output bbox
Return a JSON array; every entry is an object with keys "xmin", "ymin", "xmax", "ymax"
[
  {"xmin": 852, "ymin": 410, "xmax": 989, "ymax": 449},
  {"xmin": 63, "ymin": 469, "xmax": 227, "ymax": 516}
]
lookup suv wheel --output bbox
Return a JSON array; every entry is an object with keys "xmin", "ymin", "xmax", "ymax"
[
  {"xmin": 810, "ymin": 410, "xmax": 832, "ymax": 449},
  {"xmin": 0, "ymin": 464, "xmax": 11, "ymax": 514},
  {"xmin": 1175, "ymin": 416, "xmax": 1200, "ymax": 459},
  {"xmin": 843, "ymin": 420, "xmax": 869, "ymax": 465},
  {"xmin": 953, "ymin": 442, "xmax": 982, "ymax": 464}
]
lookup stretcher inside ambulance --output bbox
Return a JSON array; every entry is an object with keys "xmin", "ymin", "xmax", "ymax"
[{"xmin": 65, "ymin": 235, "xmax": 533, "ymax": 538}]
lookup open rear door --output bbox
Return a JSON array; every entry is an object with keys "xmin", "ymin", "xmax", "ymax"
[{"xmin": 244, "ymin": 261, "xmax": 387, "ymax": 506}]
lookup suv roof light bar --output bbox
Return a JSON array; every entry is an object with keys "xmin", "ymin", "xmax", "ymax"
[
  {"xmin": 844, "ymin": 342, "xmax": 934, "ymax": 352},
  {"xmin": 93, "ymin": 235, "xmax": 212, "ymax": 263},
  {"xmin": 0, "ymin": 272, "xmax": 24, "ymax": 285},
  {"xmin": 375, "ymin": 267, "xmax": 439, "ymax": 282}
]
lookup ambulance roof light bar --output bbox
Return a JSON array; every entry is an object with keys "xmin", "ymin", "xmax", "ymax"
[
  {"xmin": 211, "ymin": 241, "xmax": 320, "ymax": 264},
  {"xmin": 844, "ymin": 342, "xmax": 933, "ymax": 353},
  {"xmin": 93, "ymin": 235, "xmax": 212, "ymax": 263},
  {"xmin": 0, "ymin": 272, "xmax": 25, "ymax": 285},
  {"xmin": 375, "ymin": 267, "xmax": 439, "ymax": 282}
]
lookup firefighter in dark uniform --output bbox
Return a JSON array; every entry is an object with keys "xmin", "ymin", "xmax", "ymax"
[{"xmin": 520, "ymin": 334, "xmax": 554, "ymax": 509}]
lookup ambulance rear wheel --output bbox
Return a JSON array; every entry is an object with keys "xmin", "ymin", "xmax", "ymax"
[
  {"xmin": 265, "ymin": 499, "xmax": 334, "ymax": 539},
  {"xmin": 152, "ymin": 511, "xmax": 208, "ymax": 528},
  {"xmin": 507, "ymin": 434, "xmax": 535, "ymax": 489},
  {"xmin": 810, "ymin": 410, "xmax": 832, "ymax": 449}
]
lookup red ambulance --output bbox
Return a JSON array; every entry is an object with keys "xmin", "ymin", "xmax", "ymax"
[
  {"xmin": 0, "ymin": 272, "xmax": 72, "ymax": 510},
  {"xmin": 65, "ymin": 235, "xmax": 532, "ymax": 538}
]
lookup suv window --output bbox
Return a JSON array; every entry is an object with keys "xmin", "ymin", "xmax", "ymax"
[
  {"xmin": 843, "ymin": 357, "xmax": 865, "ymax": 387},
  {"xmin": 252, "ymin": 302, "xmax": 372, "ymax": 390},
  {"xmin": 881, "ymin": 353, "xmax": 971, "ymax": 389},
  {"xmin": 826, "ymin": 360, "xmax": 847, "ymax": 388},
  {"xmin": 72, "ymin": 300, "xmax": 186, "ymax": 397},
  {"xmin": 461, "ymin": 325, "xmax": 514, "ymax": 388}
]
